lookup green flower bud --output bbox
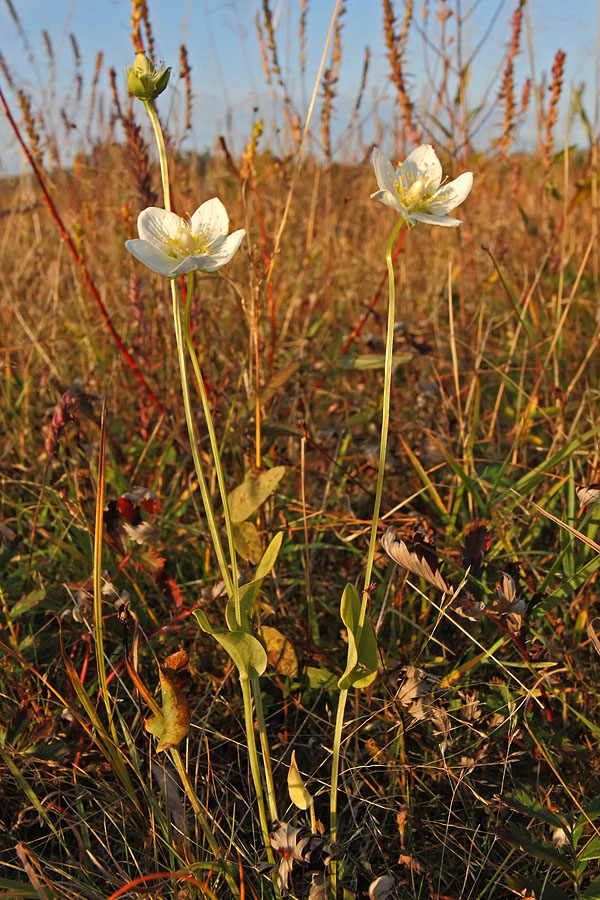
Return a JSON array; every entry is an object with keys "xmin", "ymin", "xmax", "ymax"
[{"xmin": 127, "ymin": 53, "xmax": 171, "ymax": 102}]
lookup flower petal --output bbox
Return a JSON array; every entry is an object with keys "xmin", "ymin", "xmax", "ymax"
[
  {"xmin": 370, "ymin": 189, "xmax": 404, "ymax": 214},
  {"xmin": 190, "ymin": 197, "xmax": 229, "ymax": 239},
  {"xmin": 429, "ymin": 171, "xmax": 473, "ymax": 213},
  {"xmin": 403, "ymin": 144, "xmax": 442, "ymax": 189},
  {"xmin": 125, "ymin": 238, "xmax": 181, "ymax": 276},
  {"xmin": 201, "ymin": 228, "xmax": 245, "ymax": 270},
  {"xmin": 409, "ymin": 210, "xmax": 463, "ymax": 227},
  {"xmin": 371, "ymin": 148, "xmax": 397, "ymax": 196},
  {"xmin": 137, "ymin": 207, "xmax": 184, "ymax": 243}
]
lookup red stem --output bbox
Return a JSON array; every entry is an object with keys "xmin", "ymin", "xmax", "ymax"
[{"xmin": 0, "ymin": 86, "xmax": 165, "ymax": 415}]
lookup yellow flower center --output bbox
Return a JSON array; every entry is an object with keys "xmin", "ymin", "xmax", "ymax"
[
  {"xmin": 159, "ymin": 222, "xmax": 212, "ymax": 259},
  {"xmin": 405, "ymin": 178, "xmax": 425, "ymax": 204}
]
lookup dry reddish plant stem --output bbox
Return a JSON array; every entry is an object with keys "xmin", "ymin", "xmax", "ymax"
[{"xmin": 0, "ymin": 86, "xmax": 165, "ymax": 415}]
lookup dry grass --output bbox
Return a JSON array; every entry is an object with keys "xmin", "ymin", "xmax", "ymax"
[{"xmin": 1, "ymin": 3, "xmax": 600, "ymax": 899}]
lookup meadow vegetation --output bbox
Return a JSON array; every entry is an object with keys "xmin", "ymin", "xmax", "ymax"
[{"xmin": 1, "ymin": 1, "xmax": 600, "ymax": 898}]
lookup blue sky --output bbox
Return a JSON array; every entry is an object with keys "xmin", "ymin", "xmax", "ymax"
[{"xmin": 0, "ymin": 0, "xmax": 597, "ymax": 173}]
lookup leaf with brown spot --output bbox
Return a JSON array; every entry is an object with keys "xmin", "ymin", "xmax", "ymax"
[{"xmin": 145, "ymin": 650, "xmax": 190, "ymax": 752}]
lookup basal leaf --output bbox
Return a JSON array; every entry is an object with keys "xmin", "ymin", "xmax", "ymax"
[
  {"xmin": 338, "ymin": 583, "xmax": 378, "ymax": 690},
  {"xmin": 194, "ymin": 610, "xmax": 267, "ymax": 679},
  {"xmin": 228, "ymin": 467, "xmax": 286, "ymax": 524}
]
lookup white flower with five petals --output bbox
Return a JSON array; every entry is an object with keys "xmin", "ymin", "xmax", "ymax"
[
  {"xmin": 125, "ymin": 198, "xmax": 245, "ymax": 277},
  {"xmin": 371, "ymin": 145, "xmax": 473, "ymax": 227}
]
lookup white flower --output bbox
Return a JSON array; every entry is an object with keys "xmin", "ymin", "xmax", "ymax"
[
  {"xmin": 371, "ymin": 145, "xmax": 473, "ymax": 227},
  {"xmin": 125, "ymin": 198, "xmax": 245, "ymax": 277}
]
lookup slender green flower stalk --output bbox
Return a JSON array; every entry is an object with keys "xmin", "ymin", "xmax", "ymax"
[
  {"xmin": 329, "ymin": 216, "xmax": 404, "ymax": 859},
  {"xmin": 329, "ymin": 144, "xmax": 473, "ymax": 896}
]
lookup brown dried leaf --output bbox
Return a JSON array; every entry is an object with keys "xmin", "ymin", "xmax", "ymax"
[
  {"xmin": 382, "ymin": 527, "xmax": 450, "ymax": 593},
  {"xmin": 145, "ymin": 650, "xmax": 190, "ymax": 752}
]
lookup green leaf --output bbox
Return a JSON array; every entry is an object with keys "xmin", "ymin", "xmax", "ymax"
[
  {"xmin": 225, "ymin": 532, "xmax": 284, "ymax": 632},
  {"xmin": 583, "ymin": 876, "xmax": 600, "ymax": 899},
  {"xmin": 194, "ymin": 610, "xmax": 267, "ymax": 679},
  {"xmin": 338, "ymin": 583, "xmax": 378, "ymax": 690},
  {"xmin": 338, "ymin": 353, "xmax": 413, "ymax": 370},
  {"xmin": 505, "ymin": 823, "xmax": 572, "ymax": 872},
  {"xmin": 0, "ymin": 877, "xmax": 41, "ymax": 897},
  {"xmin": 574, "ymin": 794, "xmax": 600, "ymax": 843},
  {"xmin": 144, "ymin": 650, "xmax": 191, "ymax": 752},
  {"xmin": 577, "ymin": 835, "xmax": 600, "ymax": 862},
  {"xmin": 506, "ymin": 790, "xmax": 568, "ymax": 829},
  {"xmin": 228, "ymin": 467, "xmax": 286, "ymax": 523},
  {"xmin": 306, "ymin": 666, "xmax": 337, "ymax": 690},
  {"xmin": 9, "ymin": 588, "xmax": 45, "ymax": 619}
]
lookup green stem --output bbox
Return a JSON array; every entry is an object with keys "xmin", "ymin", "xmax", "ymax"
[
  {"xmin": 183, "ymin": 273, "xmax": 240, "ymax": 624},
  {"xmin": 240, "ymin": 677, "xmax": 275, "ymax": 863},
  {"xmin": 144, "ymin": 100, "xmax": 171, "ymax": 211},
  {"xmin": 359, "ymin": 216, "xmax": 405, "ymax": 615},
  {"xmin": 170, "ymin": 280, "xmax": 234, "ymax": 597},
  {"xmin": 170, "ymin": 748, "xmax": 240, "ymax": 899},
  {"xmin": 329, "ymin": 217, "xmax": 406, "ymax": 895},
  {"xmin": 251, "ymin": 675, "xmax": 279, "ymax": 824}
]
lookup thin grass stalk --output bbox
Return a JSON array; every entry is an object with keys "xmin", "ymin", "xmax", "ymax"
[
  {"xmin": 170, "ymin": 748, "xmax": 242, "ymax": 898},
  {"xmin": 329, "ymin": 215, "xmax": 405, "ymax": 893},
  {"xmin": 93, "ymin": 393, "xmax": 119, "ymax": 744}
]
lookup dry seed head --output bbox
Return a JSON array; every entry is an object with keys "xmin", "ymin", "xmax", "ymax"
[
  {"xmin": 17, "ymin": 89, "xmax": 44, "ymax": 168},
  {"xmin": 255, "ymin": 12, "xmax": 271, "ymax": 84},
  {"xmin": 179, "ymin": 44, "xmax": 192, "ymax": 138},
  {"xmin": 354, "ymin": 45, "xmax": 370, "ymax": 114},
  {"xmin": 0, "ymin": 51, "xmax": 15, "ymax": 90},
  {"xmin": 298, "ymin": 0, "xmax": 309, "ymax": 77},
  {"xmin": 498, "ymin": 1, "xmax": 524, "ymax": 156},
  {"xmin": 42, "ymin": 29, "xmax": 54, "ymax": 65},
  {"xmin": 69, "ymin": 33, "xmax": 81, "ymax": 67},
  {"xmin": 543, "ymin": 48, "xmax": 566, "ymax": 167},
  {"xmin": 382, "ymin": 0, "xmax": 420, "ymax": 147}
]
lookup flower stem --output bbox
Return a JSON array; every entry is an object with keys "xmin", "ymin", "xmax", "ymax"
[
  {"xmin": 251, "ymin": 674, "xmax": 279, "ymax": 824},
  {"xmin": 240, "ymin": 677, "xmax": 275, "ymax": 864},
  {"xmin": 170, "ymin": 281, "xmax": 234, "ymax": 595},
  {"xmin": 183, "ymin": 273, "xmax": 240, "ymax": 624},
  {"xmin": 329, "ymin": 217, "xmax": 406, "ymax": 896},
  {"xmin": 144, "ymin": 100, "xmax": 171, "ymax": 212}
]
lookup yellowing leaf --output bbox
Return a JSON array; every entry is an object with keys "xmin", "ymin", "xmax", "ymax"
[
  {"xmin": 145, "ymin": 650, "xmax": 190, "ymax": 751},
  {"xmin": 228, "ymin": 467, "xmax": 286, "ymax": 524},
  {"xmin": 287, "ymin": 749, "xmax": 312, "ymax": 810},
  {"xmin": 233, "ymin": 520, "xmax": 262, "ymax": 563},
  {"xmin": 259, "ymin": 625, "xmax": 298, "ymax": 676}
]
